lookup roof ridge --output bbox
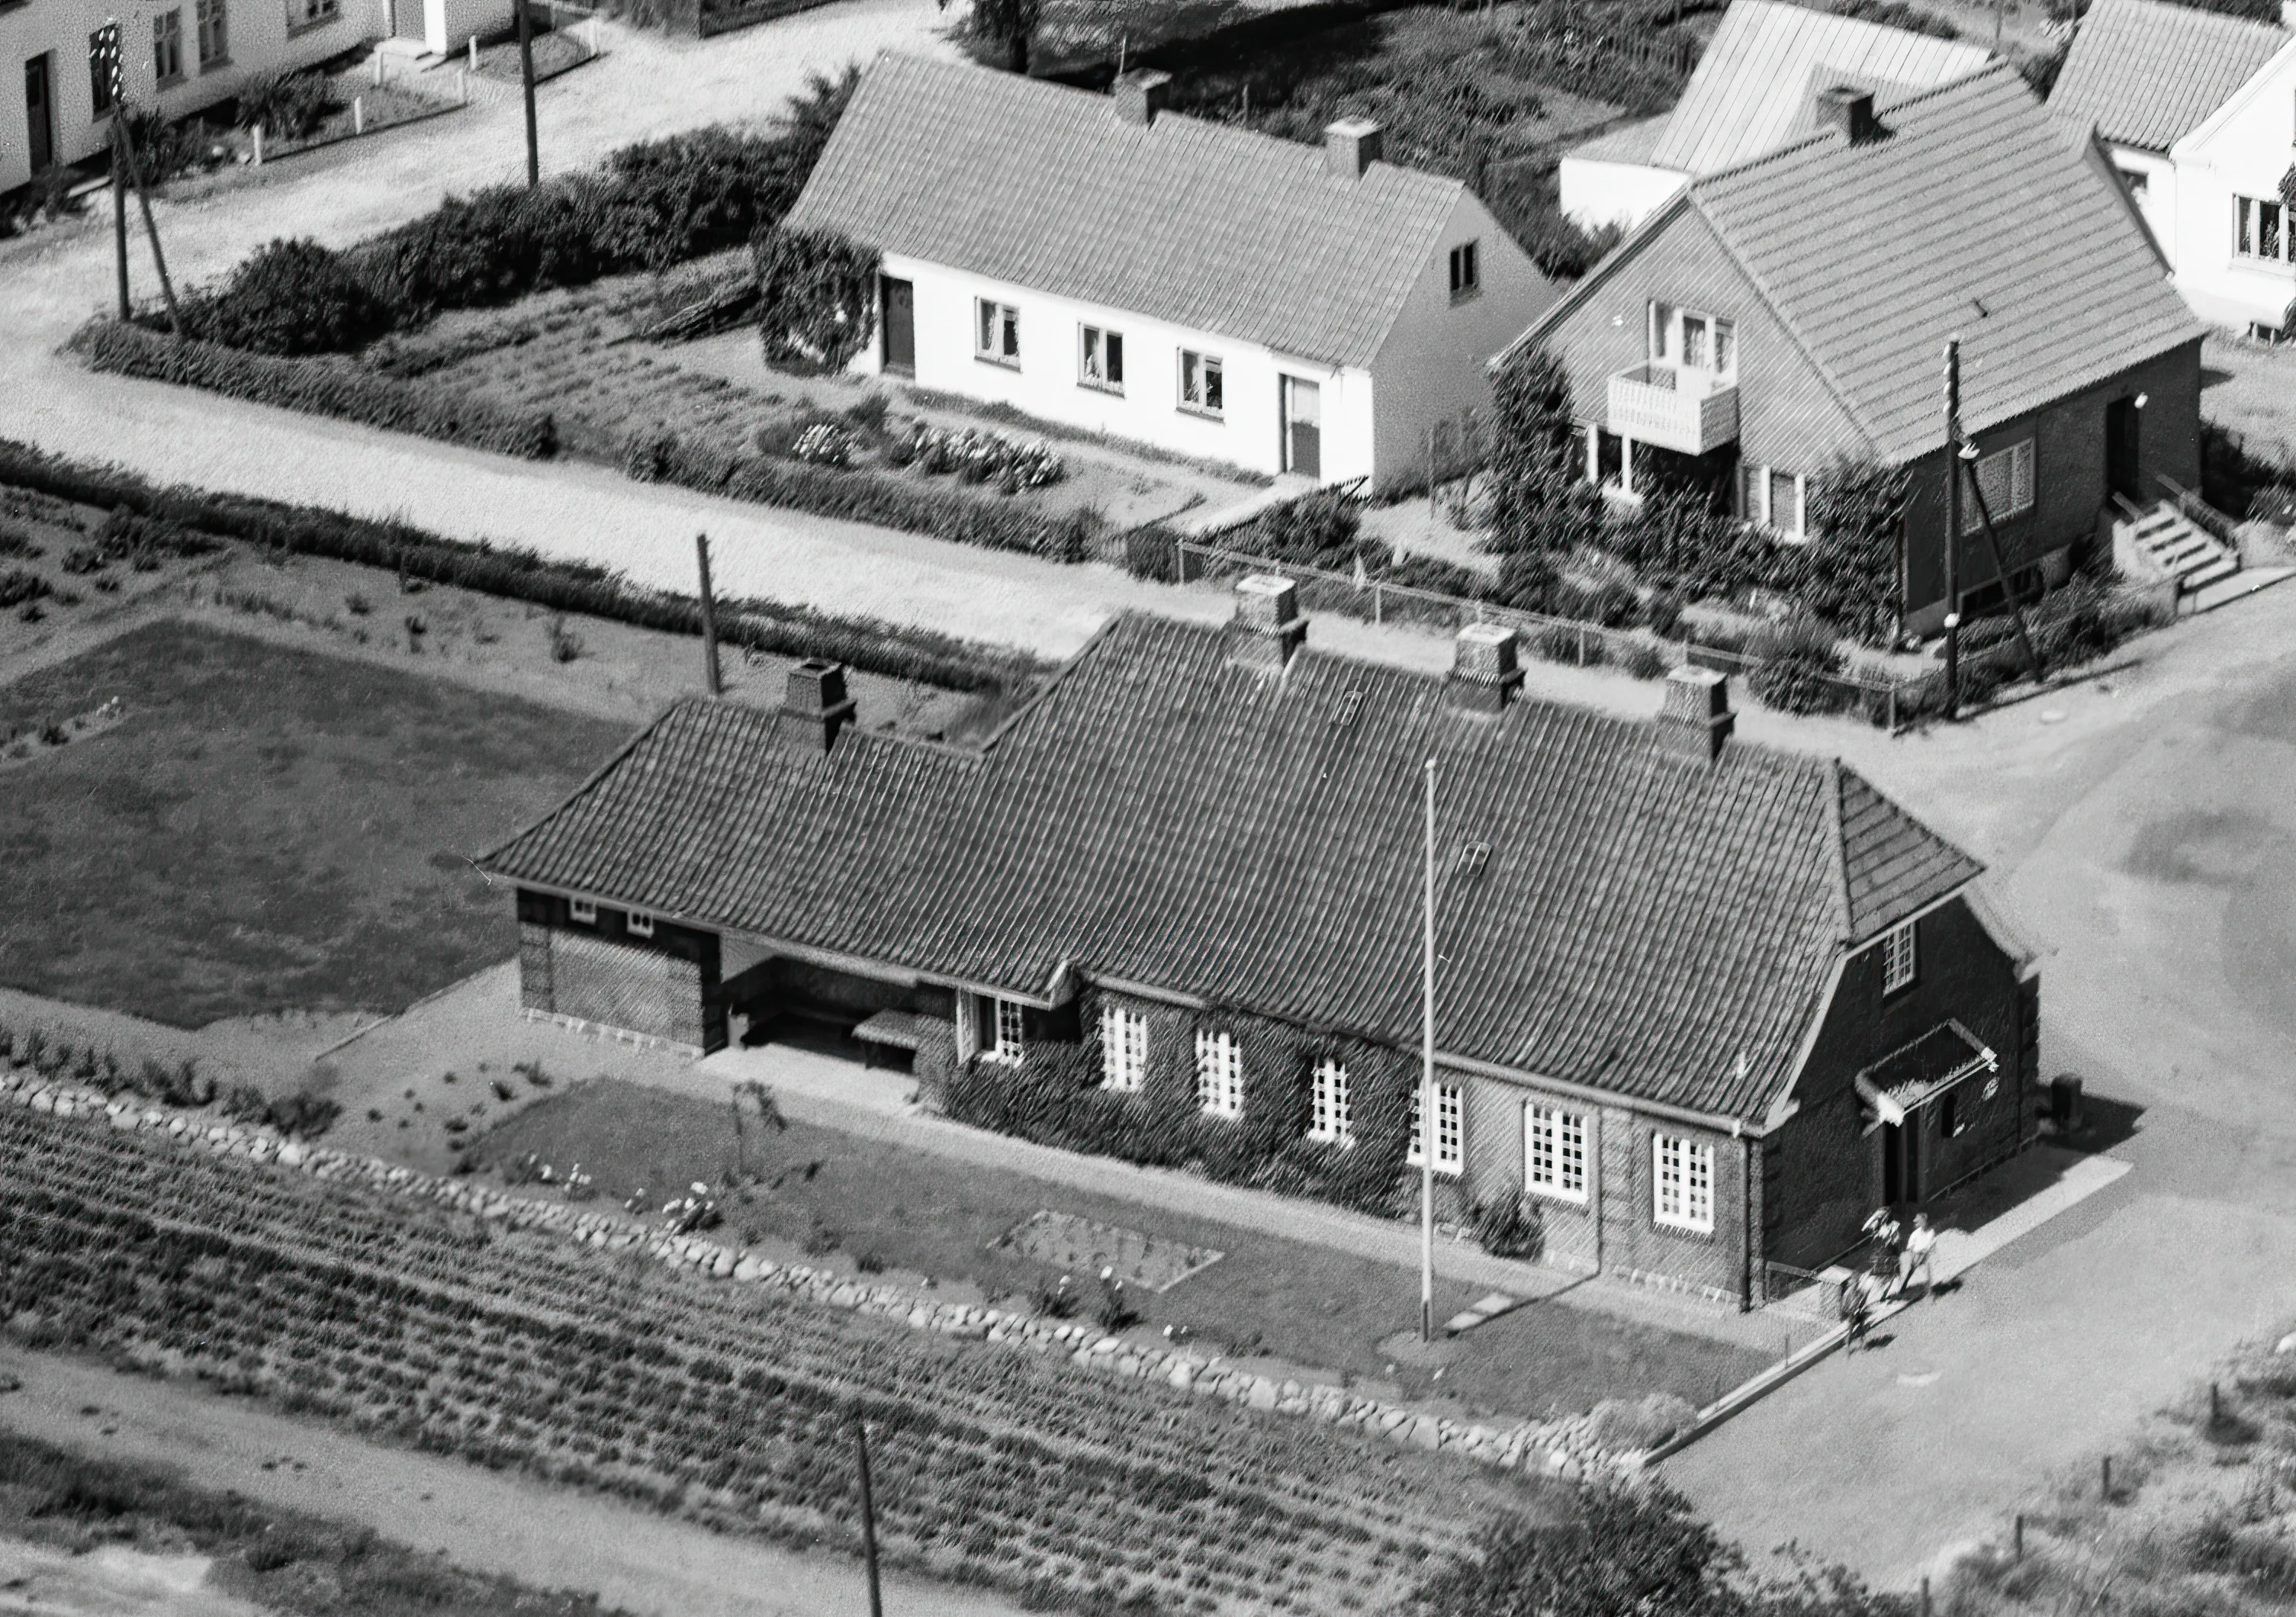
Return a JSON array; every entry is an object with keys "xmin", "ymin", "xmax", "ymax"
[
  {"xmin": 1688, "ymin": 58, "xmax": 2020, "ymax": 191},
  {"xmin": 1821, "ymin": 757, "xmax": 1856, "ymax": 943}
]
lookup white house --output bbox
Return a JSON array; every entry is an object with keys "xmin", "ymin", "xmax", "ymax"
[
  {"xmin": 2048, "ymin": 0, "xmax": 2296, "ymax": 339},
  {"xmin": 3, "ymin": 0, "xmax": 509, "ymax": 196},
  {"xmin": 781, "ymin": 53, "xmax": 1559, "ymax": 490},
  {"xmin": 1559, "ymin": 0, "xmax": 1992, "ymax": 233}
]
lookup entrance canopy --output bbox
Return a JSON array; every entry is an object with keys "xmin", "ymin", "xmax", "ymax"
[{"xmin": 1856, "ymin": 1018, "xmax": 1997, "ymax": 1130}]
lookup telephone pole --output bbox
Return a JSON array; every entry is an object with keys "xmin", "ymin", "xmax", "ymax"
[
  {"xmin": 97, "ymin": 21, "xmax": 130, "ymax": 320},
  {"xmin": 516, "ymin": 0, "xmax": 539, "ymax": 187},
  {"xmin": 1942, "ymin": 339, "xmax": 1962, "ymax": 719},
  {"xmin": 1420, "ymin": 756, "xmax": 1436, "ymax": 1345},
  {"xmin": 853, "ymin": 1418, "xmax": 884, "ymax": 1617}
]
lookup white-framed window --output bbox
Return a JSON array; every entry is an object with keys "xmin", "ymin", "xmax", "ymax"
[
  {"xmin": 1308, "ymin": 1059, "xmax": 1353, "ymax": 1146},
  {"xmin": 288, "ymin": 0, "xmax": 340, "ymax": 27},
  {"xmin": 1448, "ymin": 240, "xmax": 1480, "ymax": 299},
  {"xmin": 1652, "ymin": 1133, "xmax": 1714, "ymax": 1233},
  {"xmin": 1740, "ymin": 463, "xmax": 1806, "ymax": 541},
  {"xmin": 568, "ymin": 898, "xmax": 597, "ymax": 924},
  {"xmin": 1079, "ymin": 325, "xmax": 1124, "ymax": 393},
  {"xmin": 986, "ymin": 997, "xmax": 1027, "ymax": 1065},
  {"xmin": 1195, "ymin": 1029, "xmax": 1241, "ymax": 1117},
  {"xmin": 1100, "ymin": 1003, "xmax": 1147, "ymax": 1091},
  {"xmin": 1648, "ymin": 301, "xmax": 1735, "ymax": 378},
  {"xmin": 1407, "ymin": 1080, "xmax": 1463, "ymax": 1176},
  {"xmin": 1524, "ymin": 1103, "xmax": 1588, "ymax": 1204},
  {"xmin": 196, "ymin": 0, "xmax": 227, "ymax": 66},
  {"xmin": 153, "ymin": 8, "xmax": 184, "ymax": 82},
  {"xmin": 975, "ymin": 300, "xmax": 1020, "ymax": 367},
  {"xmin": 1882, "ymin": 918, "xmax": 1918, "ymax": 993},
  {"xmin": 1179, "ymin": 350, "xmax": 1224, "ymax": 417},
  {"xmin": 2236, "ymin": 194, "xmax": 2291, "ymax": 264},
  {"xmin": 625, "ymin": 911, "xmax": 656, "ymax": 938},
  {"xmin": 1960, "ymin": 438, "xmax": 2036, "ymax": 533}
]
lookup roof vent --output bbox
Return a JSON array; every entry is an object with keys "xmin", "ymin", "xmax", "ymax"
[
  {"xmin": 783, "ymin": 658, "xmax": 857, "ymax": 755},
  {"xmin": 1230, "ymin": 574, "xmax": 1307, "ymax": 673},
  {"xmin": 1323, "ymin": 117, "xmax": 1384, "ymax": 179},
  {"xmin": 1446, "ymin": 622, "xmax": 1523, "ymax": 714},
  {"xmin": 1114, "ymin": 69, "xmax": 1173, "ymax": 127},
  {"xmin": 1812, "ymin": 85, "xmax": 1882, "ymax": 146},
  {"xmin": 1658, "ymin": 664, "xmax": 1734, "ymax": 764}
]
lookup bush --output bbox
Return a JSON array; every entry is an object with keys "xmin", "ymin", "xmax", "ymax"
[
  {"xmin": 265, "ymin": 1093, "xmax": 342, "ymax": 1138},
  {"xmin": 179, "ymin": 239, "xmax": 398, "ymax": 357},
  {"xmin": 1470, "ymin": 1194, "xmax": 1543, "ymax": 1260},
  {"xmin": 0, "ymin": 569, "xmax": 51, "ymax": 609},
  {"xmin": 752, "ymin": 225, "xmax": 879, "ymax": 372},
  {"xmin": 1124, "ymin": 523, "xmax": 1183, "ymax": 583},
  {"xmin": 1747, "ymin": 621, "xmax": 1851, "ymax": 715},
  {"xmin": 1245, "ymin": 490, "xmax": 1364, "ymax": 569},
  {"xmin": 74, "ymin": 323, "xmax": 558, "ymax": 461},
  {"xmin": 1618, "ymin": 642, "xmax": 1668, "ymax": 680},
  {"xmin": 233, "ymin": 69, "xmax": 338, "ymax": 140}
]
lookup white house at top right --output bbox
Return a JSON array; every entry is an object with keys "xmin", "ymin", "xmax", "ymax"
[{"xmin": 2048, "ymin": 0, "xmax": 2296, "ymax": 339}]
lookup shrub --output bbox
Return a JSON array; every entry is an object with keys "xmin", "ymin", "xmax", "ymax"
[
  {"xmin": 74, "ymin": 323, "xmax": 558, "ymax": 461},
  {"xmin": 1581, "ymin": 1393, "xmax": 1700, "ymax": 1454},
  {"xmin": 752, "ymin": 225, "xmax": 879, "ymax": 372},
  {"xmin": 1747, "ymin": 621, "xmax": 1851, "ymax": 715},
  {"xmin": 265, "ymin": 1093, "xmax": 341, "ymax": 1138},
  {"xmin": 1470, "ymin": 1194, "xmax": 1543, "ymax": 1260},
  {"xmin": 1245, "ymin": 490, "xmax": 1365, "ymax": 570},
  {"xmin": 178, "ymin": 239, "xmax": 398, "ymax": 357},
  {"xmin": 0, "ymin": 569, "xmax": 51, "ymax": 609},
  {"xmin": 1123, "ymin": 523, "xmax": 1183, "ymax": 583},
  {"xmin": 1618, "ymin": 642, "xmax": 1668, "ymax": 680},
  {"xmin": 233, "ymin": 69, "xmax": 338, "ymax": 140}
]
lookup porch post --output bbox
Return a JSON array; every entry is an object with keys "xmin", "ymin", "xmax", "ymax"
[
  {"xmin": 1584, "ymin": 421, "xmax": 1600, "ymax": 484},
  {"xmin": 1620, "ymin": 434, "xmax": 1636, "ymax": 497}
]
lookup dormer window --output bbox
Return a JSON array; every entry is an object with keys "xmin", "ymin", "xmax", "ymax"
[
  {"xmin": 1448, "ymin": 240, "xmax": 1480, "ymax": 300},
  {"xmin": 568, "ymin": 898, "xmax": 597, "ymax": 924},
  {"xmin": 626, "ymin": 911, "xmax": 656, "ymax": 938},
  {"xmin": 1648, "ymin": 301, "xmax": 1735, "ymax": 379}
]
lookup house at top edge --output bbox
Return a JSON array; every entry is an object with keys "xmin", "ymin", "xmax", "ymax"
[
  {"xmin": 1558, "ymin": 0, "xmax": 1993, "ymax": 233},
  {"xmin": 777, "ymin": 52, "xmax": 1561, "ymax": 493},
  {"xmin": 1514, "ymin": 63, "xmax": 2214, "ymax": 639},
  {"xmin": 2047, "ymin": 0, "xmax": 2296, "ymax": 339},
  {"xmin": 479, "ymin": 580, "xmax": 2041, "ymax": 1310}
]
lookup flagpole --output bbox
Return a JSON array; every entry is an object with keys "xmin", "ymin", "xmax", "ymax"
[{"xmin": 1421, "ymin": 754, "xmax": 1436, "ymax": 1344}]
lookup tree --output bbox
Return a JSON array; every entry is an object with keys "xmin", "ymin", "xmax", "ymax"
[
  {"xmin": 182, "ymin": 237, "xmax": 397, "ymax": 355},
  {"xmin": 1485, "ymin": 342, "xmax": 1605, "ymax": 559},
  {"xmin": 752, "ymin": 225, "xmax": 881, "ymax": 371},
  {"xmin": 943, "ymin": 0, "xmax": 1040, "ymax": 73}
]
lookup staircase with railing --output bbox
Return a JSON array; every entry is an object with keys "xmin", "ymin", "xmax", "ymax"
[{"xmin": 2111, "ymin": 491, "xmax": 2240, "ymax": 602}]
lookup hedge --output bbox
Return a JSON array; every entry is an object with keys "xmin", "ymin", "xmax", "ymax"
[
  {"xmin": 73, "ymin": 323, "xmax": 558, "ymax": 461},
  {"xmin": 0, "ymin": 436, "xmax": 1048, "ymax": 694}
]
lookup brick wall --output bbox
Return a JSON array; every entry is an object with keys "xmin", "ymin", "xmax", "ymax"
[{"xmin": 513, "ymin": 890, "xmax": 724, "ymax": 1053}]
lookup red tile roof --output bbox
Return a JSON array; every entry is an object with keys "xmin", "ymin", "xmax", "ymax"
[
  {"xmin": 2048, "ymin": 0, "xmax": 2288, "ymax": 153},
  {"xmin": 482, "ymin": 616, "xmax": 1982, "ymax": 1120}
]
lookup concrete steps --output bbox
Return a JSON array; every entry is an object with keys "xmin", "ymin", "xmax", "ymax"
[{"xmin": 2116, "ymin": 501, "xmax": 2240, "ymax": 596}]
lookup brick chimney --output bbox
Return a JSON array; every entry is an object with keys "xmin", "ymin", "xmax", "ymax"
[
  {"xmin": 1812, "ymin": 85, "xmax": 1882, "ymax": 146},
  {"xmin": 1658, "ymin": 665, "xmax": 1734, "ymax": 764},
  {"xmin": 1230, "ymin": 574, "xmax": 1307, "ymax": 673},
  {"xmin": 1114, "ymin": 69, "xmax": 1173, "ymax": 127},
  {"xmin": 1323, "ymin": 117, "xmax": 1384, "ymax": 179},
  {"xmin": 782, "ymin": 659, "xmax": 856, "ymax": 754},
  {"xmin": 1446, "ymin": 622, "xmax": 1523, "ymax": 713}
]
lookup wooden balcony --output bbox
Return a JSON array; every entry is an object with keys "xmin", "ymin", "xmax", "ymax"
[{"xmin": 1606, "ymin": 365, "xmax": 1739, "ymax": 457}]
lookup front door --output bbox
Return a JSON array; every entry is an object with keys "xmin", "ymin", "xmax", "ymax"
[
  {"xmin": 1281, "ymin": 375, "xmax": 1320, "ymax": 479},
  {"xmin": 2106, "ymin": 396, "xmax": 2141, "ymax": 504},
  {"xmin": 23, "ymin": 54, "xmax": 54, "ymax": 175},
  {"xmin": 881, "ymin": 276, "xmax": 915, "ymax": 375},
  {"xmin": 1880, "ymin": 1117, "xmax": 1921, "ymax": 1205}
]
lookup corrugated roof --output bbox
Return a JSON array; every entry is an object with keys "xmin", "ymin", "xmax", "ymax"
[
  {"xmin": 2048, "ymin": 0, "xmax": 2287, "ymax": 152},
  {"xmin": 1647, "ymin": 0, "xmax": 1993, "ymax": 172},
  {"xmin": 482, "ymin": 616, "xmax": 1982, "ymax": 1120},
  {"xmin": 781, "ymin": 53, "xmax": 1475, "ymax": 370},
  {"xmin": 1683, "ymin": 63, "xmax": 2204, "ymax": 460}
]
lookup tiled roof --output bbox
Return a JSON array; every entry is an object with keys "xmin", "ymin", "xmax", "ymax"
[
  {"xmin": 1568, "ymin": 113, "xmax": 1674, "ymax": 165},
  {"xmin": 483, "ymin": 616, "xmax": 1982, "ymax": 1121},
  {"xmin": 780, "ymin": 53, "xmax": 1476, "ymax": 370},
  {"xmin": 1645, "ymin": 0, "xmax": 1993, "ymax": 172},
  {"xmin": 2047, "ymin": 0, "xmax": 2287, "ymax": 152}
]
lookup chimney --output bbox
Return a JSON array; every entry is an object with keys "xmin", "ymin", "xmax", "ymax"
[
  {"xmin": 1230, "ymin": 574, "xmax": 1307, "ymax": 673},
  {"xmin": 782, "ymin": 658, "xmax": 856, "ymax": 754},
  {"xmin": 1447, "ymin": 622, "xmax": 1523, "ymax": 713},
  {"xmin": 1114, "ymin": 69, "xmax": 1173, "ymax": 127},
  {"xmin": 1812, "ymin": 85, "xmax": 1882, "ymax": 146},
  {"xmin": 1323, "ymin": 117, "xmax": 1384, "ymax": 179},
  {"xmin": 1658, "ymin": 665, "xmax": 1734, "ymax": 764}
]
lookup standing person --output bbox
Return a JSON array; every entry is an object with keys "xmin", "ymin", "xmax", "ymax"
[
  {"xmin": 1864, "ymin": 1207, "xmax": 1904, "ymax": 1297},
  {"xmin": 1903, "ymin": 1213, "xmax": 1938, "ymax": 1297},
  {"xmin": 1841, "ymin": 1268, "xmax": 1874, "ymax": 1353}
]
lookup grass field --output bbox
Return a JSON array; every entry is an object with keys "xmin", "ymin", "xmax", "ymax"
[
  {"xmin": 472, "ymin": 1079, "xmax": 1768, "ymax": 1423},
  {"xmin": 0, "ymin": 620, "xmax": 629, "ymax": 1028}
]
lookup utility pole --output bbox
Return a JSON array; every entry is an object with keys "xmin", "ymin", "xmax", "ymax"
[
  {"xmin": 853, "ymin": 1418, "xmax": 884, "ymax": 1617},
  {"xmin": 516, "ymin": 0, "xmax": 539, "ymax": 188},
  {"xmin": 1942, "ymin": 339, "xmax": 1962, "ymax": 719},
  {"xmin": 1420, "ymin": 756, "xmax": 1436, "ymax": 1345},
  {"xmin": 114, "ymin": 109, "xmax": 184, "ymax": 334},
  {"xmin": 96, "ymin": 20, "xmax": 129, "ymax": 320},
  {"xmin": 695, "ymin": 532, "xmax": 722, "ymax": 696},
  {"xmin": 1959, "ymin": 444, "xmax": 2044, "ymax": 683}
]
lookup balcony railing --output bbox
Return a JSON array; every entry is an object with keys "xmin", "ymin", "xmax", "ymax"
[{"xmin": 1606, "ymin": 363, "xmax": 1739, "ymax": 457}]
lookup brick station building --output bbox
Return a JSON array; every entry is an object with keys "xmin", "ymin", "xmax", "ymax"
[{"xmin": 480, "ymin": 581, "xmax": 2039, "ymax": 1307}]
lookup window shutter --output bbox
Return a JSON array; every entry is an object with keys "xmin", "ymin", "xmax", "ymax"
[
  {"xmin": 2012, "ymin": 439, "xmax": 2035, "ymax": 513},
  {"xmin": 954, "ymin": 994, "xmax": 978, "ymax": 1062}
]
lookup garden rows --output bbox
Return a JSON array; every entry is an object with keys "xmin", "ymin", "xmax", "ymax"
[{"xmin": 0, "ymin": 1085, "xmax": 1552, "ymax": 1616}]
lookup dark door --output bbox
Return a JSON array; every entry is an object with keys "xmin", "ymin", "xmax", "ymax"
[
  {"xmin": 24, "ymin": 54, "xmax": 54, "ymax": 175},
  {"xmin": 1880, "ymin": 1117, "xmax": 1921, "ymax": 1205},
  {"xmin": 881, "ymin": 276, "xmax": 915, "ymax": 375},
  {"xmin": 1281, "ymin": 375, "xmax": 1320, "ymax": 478},
  {"xmin": 2106, "ymin": 396, "xmax": 2142, "ymax": 504}
]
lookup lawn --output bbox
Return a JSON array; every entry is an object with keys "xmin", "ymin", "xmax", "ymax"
[
  {"xmin": 0, "ymin": 620, "xmax": 629, "ymax": 1028},
  {"xmin": 471, "ymin": 1079, "xmax": 1769, "ymax": 1423}
]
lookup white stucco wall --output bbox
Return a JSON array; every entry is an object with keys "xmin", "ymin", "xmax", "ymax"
[
  {"xmin": 2103, "ymin": 142, "xmax": 2177, "ymax": 266},
  {"xmin": 860, "ymin": 252, "xmax": 1378, "ymax": 485},
  {"xmin": 1558, "ymin": 156, "xmax": 1690, "ymax": 234},
  {"xmin": 424, "ymin": 0, "xmax": 512, "ymax": 59},
  {"xmin": 2166, "ymin": 43, "xmax": 2296, "ymax": 334}
]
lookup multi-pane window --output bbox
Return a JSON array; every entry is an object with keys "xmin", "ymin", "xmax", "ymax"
[
  {"xmin": 1524, "ymin": 1104, "xmax": 1588, "ymax": 1203},
  {"xmin": 1100, "ymin": 1004, "xmax": 1147, "ymax": 1091},
  {"xmin": 1079, "ymin": 325, "xmax": 1124, "ymax": 392},
  {"xmin": 1741, "ymin": 463, "xmax": 1806, "ymax": 540},
  {"xmin": 1308, "ymin": 1059, "xmax": 1353, "ymax": 1146},
  {"xmin": 196, "ymin": 0, "xmax": 227, "ymax": 67},
  {"xmin": 625, "ymin": 911, "xmax": 656, "ymax": 938},
  {"xmin": 1179, "ymin": 350, "xmax": 1224, "ymax": 416},
  {"xmin": 289, "ymin": 0, "xmax": 342, "ymax": 26},
  {"xmin": 1649, "ymin": 301, "xmax": 1735, "ymax": 377},
  {"xmin": 1448, "ymin": 240, "xmax": 1480, "ymax": 298},
  {"xmin": 153, "ymin": 9, "xmax": 184, "ymax": 83},
  {"xmin": 2237, "ymin": 195, "xmax": 2291, "ymax": 264},
  {"xmin": 1407, "ymin": 1081, "xmax": 1463, "ymax": 1175},
  {"xmin": 1882, "ymin": 919, "xmax": 1918, "ymax": 993},
  {"xmin": 88, "ymin": 30, "xmax": 117, "ymax": 115},
  {"xmin": 975, "ymin": 299, "xmax": 1020, "ymax": 366},
  {"xmin": 1960, "ymin": 439, "xmax": 2036, "ymax": 532},
  {"xmin": 568, "ymin": 898, "xmax": 597, "ymax": 924},
  {"xmin": 1195, "ymin": 1030, "xmax": 1241, "ymax": 1117},
  {"xmin": 986, "ymin": 997, "xmax": 1027, "ymax": 1065},
  {"xmin": 1652, "ymin": 1133, "xmax": 1714, "ymax": 1233}
]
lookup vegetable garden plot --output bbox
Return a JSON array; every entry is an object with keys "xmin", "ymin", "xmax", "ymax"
[{"xmin": 0, "ymin": 1107, "xmax": 1548, "ymax": 1616}]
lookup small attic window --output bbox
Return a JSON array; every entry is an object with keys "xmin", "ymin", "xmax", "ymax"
[
  {"xmin": 1455, "ymin": 841, "xmax": 1490, "ymax": 878},
  {"xmin": 1333, "ymin": 689, "xmax": 1364, "ymax": 725},
  {"xmin": 1448, "ymin": 240, "xmax": 1480, "ymax": 301}
]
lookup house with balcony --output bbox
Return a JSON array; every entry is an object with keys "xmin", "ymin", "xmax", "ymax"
[
  {"xmin": 1558, "ymin": 0, "xmax": 1992, "ymax": 233},
  {"xmin": 2047, "ymin": 0, "xmax": 2296, "ymax": 340},
  {"xmin": 780, "ymin": 53, "xmax": 1559, "ymax": 492},
  {"xmin": 479, "ymin": 580, "xmax": 2040, "ymax": 1310},
  {"xmin": 1515, "ymin": 63, "xmax": 2209, "ymax": 637}
]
